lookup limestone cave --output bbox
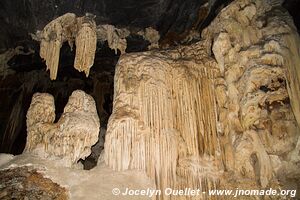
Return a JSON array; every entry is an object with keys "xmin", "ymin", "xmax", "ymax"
[{"xmin": 0, "ymin": 0, "xmax": 300, "ymax": 199}]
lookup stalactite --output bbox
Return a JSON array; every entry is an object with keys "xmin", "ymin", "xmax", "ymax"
[
  {"xmin": 25, "ymin": 90, "xmax": 100, "ymax": 167},
  {"xmin": 104, "ymin": 42, "xmax": 222, "ymax": 199},
  {"xmin": 137, "ymin": 27, "xmax": 160, "ymax": 50},
  {"xmin": 97, "ymin": 25, "xmax": 130, "ymax": 54},
  {"xmin": 39, "ymin": 13, "xmax": 77, "ymax": 80},
  {"xmin": 36, "ymin": 13, "xmax": 162, "ymax": 80},
  {"xmin": 74, "ymin": 16, "xmax": 97, "ymax": 77}
]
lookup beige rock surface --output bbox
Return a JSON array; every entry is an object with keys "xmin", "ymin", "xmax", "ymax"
[
  {"xmin": 104, "ymin": 0, "xmax": 300, "ymax": 199},
  {"xmin": 74, "ymin": 15, "xmax": 97, "ymax": 77},
  {"xmin": 202, "ymin": 0, "xmax": 300, "ymax": 191},
  {"xmin": 0, "ymin": 153, "xmax": 154, "ymax": 200},
  {"xmin": 39, "ymin": 13, "xmax": 77, "ymax": 80},
  {"xmin": 24, "ymin": 90, "xmax": 100, "ymax": 167},
  {"xmin": 104, "ymin": 40, "xmax": 223, "ymax": 199}
]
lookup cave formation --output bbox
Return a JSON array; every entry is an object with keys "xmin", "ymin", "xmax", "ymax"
[{"xmin": 1, "ymin": 0, "xmax": 300, "ymax": 199}]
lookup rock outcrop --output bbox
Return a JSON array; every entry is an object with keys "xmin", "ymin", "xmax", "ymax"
[{"xmin": 24, "ymin": 90, "xmax": 100, "ymax": 167}]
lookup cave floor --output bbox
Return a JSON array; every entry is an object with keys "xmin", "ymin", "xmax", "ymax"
[{"xmin": 0, "ymin": 153, "xmax": 154, "ymax": 200}]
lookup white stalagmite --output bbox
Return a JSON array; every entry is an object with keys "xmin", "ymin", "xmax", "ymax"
[
  {"xmin": 104, "ymin": 42, "xmax": 223, "ymax": 199},
  {"xmin": 74, "ymin": 16, "xmax": 97, "ymax": 77},
  {"xmin": 24, "ymin": 90, "xmax": 100, "ymax": 167}
]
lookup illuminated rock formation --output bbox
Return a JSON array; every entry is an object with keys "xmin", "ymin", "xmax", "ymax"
[
  {"xmin": 202, "ymin": 0, "xmax": 300, "ymax": 189},
  {"xmin": 97, "ymin": 25, "xmax": 130, "ymax": 54},
  {"xmin": 104, "ymin": 0, "xmax": 300, "ymax": 198},
  {"xmin": 38, "ymin": 13, "xmax": 97, "ymax": 80},
  {"xmin": 74, "ymin": 15, "xmax": 97, "ymax": 76},
  {"xmin": 39, "ymin": 13, "xmax": 77, "ymax": 80},
  {"xmin": 24, "ymin": 90, "xmax": 100, "ymax": 167},
  {"xmin": 104, "ymin": 41, "xmax": 222, "ymax": 198},
  {"xmin": 37, "ymin": 13, "xmax": 161, "ymax": 80},
  {"xmin": 137, "ymin": 27, "xmax": 160, "ymax": 50}
]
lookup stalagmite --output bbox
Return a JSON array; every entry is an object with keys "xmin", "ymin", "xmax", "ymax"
[
  {"xmin": 104, "ymin": 42, "xmax": 222, "ymax": 199},
  {"xmin": 74, "ymin": 15, "xmax": 97, "ymax": 76},
  {"xmin": 24, "ymin": 90, "xmax": 100, "ymax": 167}
]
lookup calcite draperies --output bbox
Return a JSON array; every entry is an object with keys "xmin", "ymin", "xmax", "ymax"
[{"xmin": 104, "ymin": 43, "xmax": 222, "ymax": 198}]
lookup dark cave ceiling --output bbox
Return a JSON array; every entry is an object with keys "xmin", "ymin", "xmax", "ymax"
[{"xmin": 1, "ymin": 0, "xmax": 299, "ymax": 53}]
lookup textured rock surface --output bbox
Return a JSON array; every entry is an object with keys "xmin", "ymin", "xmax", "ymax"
[
  {"xmin": 39, "ymin": 13, "xmax": 97, "ymax": 80},
  {"xmin": 37, "ymin": 13, "xmax": 162, "ymax": 80},
  {"xmin": 104, "ymin": 40, "xmax": 222, "ymax": 198},
  {"xmin": 137, "ymin": 27, "xmax": 160, "ymax": 50},
  {"xmin": 97, "ymin": 24, "xmax": 130, "ymax": 54},
  {"xmin": 104, "ymin": 0, "xmax": 300, "ymax": 199},
  {"xmin": 39, "ymin": 13, "xmax": 77, "ymax": 80},
  {"xmin": 202, "ymin": 0, "xmax": 300, "ymax": 191},
  {"xmin": 0, "ymin": 153, "xmax": 154, "ymax": 200},
  {"xmin": 0, "ymin": 166, "xmax": 68, "ymax": 200},
  {"xmin": 24, "ymin": 90, "xmax": 100, "ymax": 167},
  {"xmin": 74, "ymin": 15, "xmax": 97, "ymax": 77}
]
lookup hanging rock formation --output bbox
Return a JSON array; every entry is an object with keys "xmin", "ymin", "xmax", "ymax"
[
  {"xmin": 39, "ymin": 13, "xmax": 77, "ymax": 80},
  {"xmin": 137, "ymin": 27, "xmax": 160, "ymax": 50},
  {"xmin": 104, "ymin": 40, "xmax": 222, "ymax": 198},
  {"xmin": 202, "ymin": 0, "xmax": 300, "ymax": 191},
  {"xmin": 74, "ymin": 15, "xmax": 97, "ymax": 76},
  {"xmin": 97, "ymin": 25, "xmax": 130, "ymax": 54},
  {"xmin": 24, "ymin": 90, "xmax": 100, "ymax": 167},
  {"xmin": 38, "ymin": 13, "xmax": 97, "ymax": 80},
  {"xmin": 37, "ymin": 13, "xmax": 162, "ymax": 80}
]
